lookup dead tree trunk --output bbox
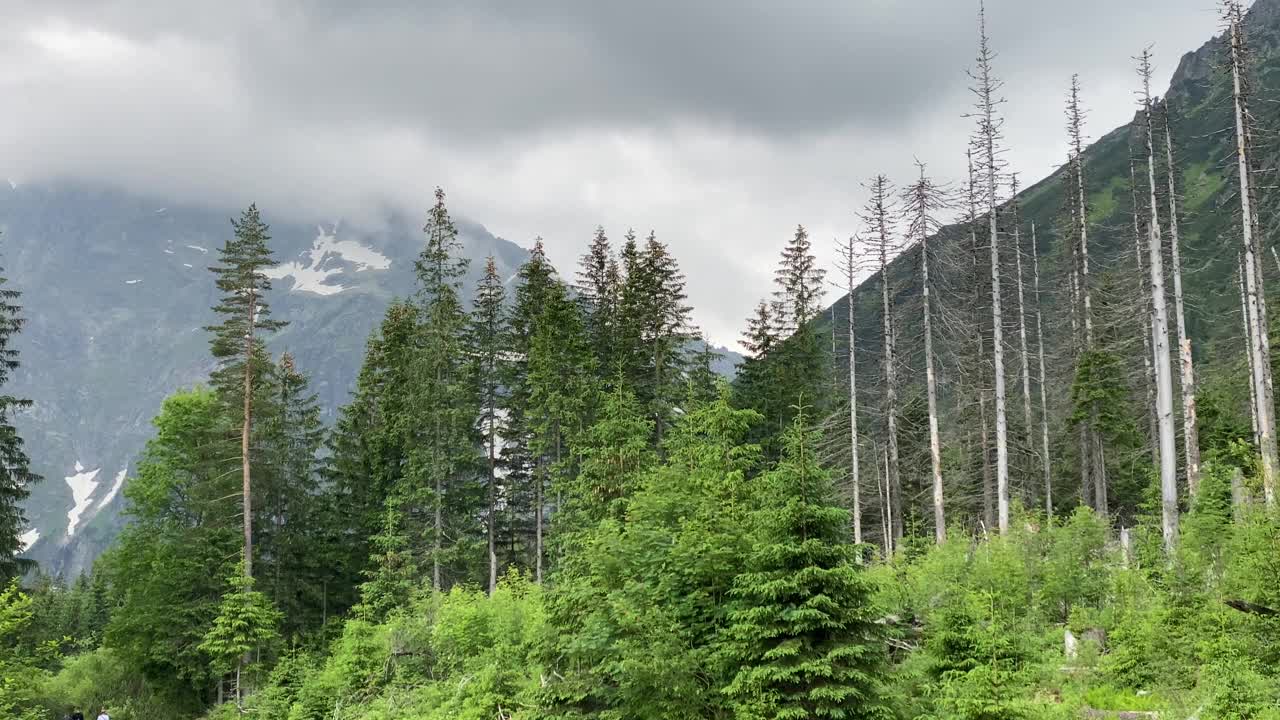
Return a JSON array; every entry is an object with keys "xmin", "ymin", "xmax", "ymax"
[
  {"xmin": 1140, "ymin": 50, "xmax": 1179, "ymax": 553},
  {"xmin": 1240, "ymin": 254, "xmax": 1261, "ymax": 447},
  {"xmin": 906, "ymin": 164, "xmax": 947, "ymax": 542},
  {"xmin": 1011, "ymin": 181, "xmax": 1035, "ymax": 508},
  {"xmin": 972, "ymin": 6, "xmax": 1010, "ymax": 532},
  {"xmin": 840, "ymin": 237, "xmax": 863, "ymax": 545},
  {"xmin": 1131, "ymin": 159, "xmax": 1159, "ymax": 472},
  {"xmin": 1161, "ymin": 105, "xmax": 1201, "ymax": 500},
  {"xmin": 1227, "ymin": 1, "xmax": 1278, "ymax": 506},
  {"xmin": 1032, "ymin": 224, "xmax": 1053, "ymax": 515}
]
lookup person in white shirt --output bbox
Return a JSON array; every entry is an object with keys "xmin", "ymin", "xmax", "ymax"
[{"xmin": 96, "ymin": 709, "xmax": 109, "ymax": 720}]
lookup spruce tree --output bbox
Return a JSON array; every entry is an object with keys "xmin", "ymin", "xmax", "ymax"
[
  {"xmin": 0, "ymin": 244, "xmax": 37, "ymax": 582},
  {"xmin": 408, "ymin": 188, "xmax": 482, "ymax": 591},
  {"xmin": 502, "ymin": 240, "xmax": 558, "ymax": 579},
  {"xmin": 322, "ymin": 300, "xmax": 420, "ymax": 612},
  {"xmin": 735, "ymin": 300, "xmax": 784, "ymax": 444},
  {"xmin": 741, "ymin": 225, "xmax": 827, "ymax": 452},
  {"xmin": 577, "ymin": 227, "xmax": 622, "ymax": 382},
  {"xmin": 469, "ymin": 256, "xmax": 507, "ymax": 594},
  {"xmin": 526, "ymin": 279, "xmax": 595, "ymax": 580},
  {"xmin": 199, "ymin": 562, "xmax": 282, "ymax": 710},
  {"xmin": 205, "ymin": 204, "xmax": 286, "ymax": 578},
  {"xmin": 720, "ymin": 409, "xmax": 889, "ymax": 720},
  {"xmin": 616, "ymin": 231, "xmax": 693, "ymax": 444},
  {"xmin": 258, "ymin": 353, "xmax": 326, "ymax": 636}
]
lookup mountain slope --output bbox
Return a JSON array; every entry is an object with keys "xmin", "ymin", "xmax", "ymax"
[
  {"xmin": 829, "ymin": 0, "xmax": 1280, "ymax": 400},
  {"xmin": 3, "ymin": 182, "xmax": 528, "ymax": 576}
]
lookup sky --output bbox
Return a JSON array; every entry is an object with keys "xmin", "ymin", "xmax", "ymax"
[{"xmin": 0, "ymin": 0, "xmax": 1233, "ymax": 348}]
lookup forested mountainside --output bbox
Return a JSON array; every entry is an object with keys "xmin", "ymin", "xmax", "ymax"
[
  {"xmin": 1, "ymin": 184, "xmax": 677, "ymax": 577},
  {"xmin": 4, "ymin": 1, "xmax": 1280, "ymax": 720},
  {"xmin": 823, "ymin": 0, "xmax": 1280, "ymax": 532}
]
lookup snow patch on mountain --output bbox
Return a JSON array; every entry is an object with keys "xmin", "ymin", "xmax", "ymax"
[
  {"xmin": 65, "ymin": 465, "xmax": 101, "ymax": 537},
  {"xmin": 97, "ymin": 468, "xmax": 127, "ymax": 509},
  {"xmin": 20, "ymin": 528, "xmax": 39, "ymax": 552},
  {"xmin": 264, "ymin": 225, "xmax": 391, "ymax": 296},
  {"xmin": 186, "ymin": 244, "xmax": 208, "ymax": 253},
  {"xmin": 125, "ymin": 279, "xmax": 141, "ymax": 285}
]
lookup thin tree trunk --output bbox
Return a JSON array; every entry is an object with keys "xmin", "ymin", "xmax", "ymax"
[
  {"xmin": 1032, "ymin": 225, "xmax": 1053, "ymax": 516},
  {"xmin": 1131, "ymin": 160, "xmax": 1160, "ymax": 468},
  {"xmin": 980, "ymin": 389, "xmax": 994, "ymax": 530},
  {"xmin": 242, "ymin": 293, "xmax": 255, "ymax": 579},
  {"xmin": 1141, "ymin": 55, "xmax": 1179, "ymax": 553},
  {"xmin": 1162, "ymin": 107, "xmax": 1201, "ymax": 499},
  {"xmin": 1229, "ymin": 4, "xmax": 1278, "ymax": 506},
  {"xmin": 843, "ymin": 240, "xmax": 863, "ymax": 545},
  {"xmin": 882, "ymin": 447, "xmax": 893, "ymax": 557},
  {"xmin": 1013, "ymin": 213, "xmax": 1034, "ymax": 501},
  {"xmin": 872, "ymin": 177, "xmax": 903, "ymax": 544},
  {"xmin": 433, "ymin": 411, "xmax": 442, "ymax": 592},
  {"xmin": 535, "ymin": 459, "xmax": 544, "ymax": 583},
  {"xmin": 1070, "ymin": 201, "xmax": 1092, "ymax": 510},
  {"xmin": 1241, "ymin": 255, "xmax": 1262, "ymax": 447},
  {"xmin": 973, "ymin": 8, "xmax": 1009, "ymax": 532},
  {"xmin": 488, "ymin": 405, "xmax": 497, "ymax": 595},
  {"xmin": 923, "ymin": 221, "xmax": 945, "ymax": 543}
]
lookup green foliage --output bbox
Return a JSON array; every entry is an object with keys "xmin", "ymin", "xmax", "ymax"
[
  {"xmin": 0, "ymin": 581, "xmax": 56, "ymax": 720},
  {"xmin": 101, "ymin": 388, "xmax": 237, "ymax": 698},
  {"xmin": 719, "ymin": 412, "xmax": 889, "ymax": 720},
  {"xmin": 39, "ymin": 648, "xmax": 198, "ymax": 720},
  {"xmin": 199, "ymin": 564, "xmax": 283, "ymax": 677},
  {"xmin": 204, "ymin": 203, "xmax": 286, "ymax": 407},
  {"xmin": 0, "ymin": 243, "xmax": 38, "ymax": 582}
]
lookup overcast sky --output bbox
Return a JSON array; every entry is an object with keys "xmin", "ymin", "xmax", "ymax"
[{"xmin": 0, "ymin": 0, "xmax": 1232, "ymax": 347}]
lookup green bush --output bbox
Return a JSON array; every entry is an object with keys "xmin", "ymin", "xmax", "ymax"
[{"xmin": 39, "ymin": 648, "xmax": 200, "ymax": 720}]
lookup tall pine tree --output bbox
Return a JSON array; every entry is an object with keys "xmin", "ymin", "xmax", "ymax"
[
  {"xmin": 469, "ymin": 256, "xmax": 507, "ymax": 594},
  {"xmin": 0, "ymin": 242, "xmax": 37, "ymax": 581},
  {"xmin": 407, "ymin": 188, "xmax": 483, "ymax": 591},
  {"xmin": 205, "ymin": 204, "xmax": 286, "ymax": 579}
]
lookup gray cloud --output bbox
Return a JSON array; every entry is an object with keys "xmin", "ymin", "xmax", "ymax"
[{"xmin": 0, "ymin": 0, "xmax": 1230, "ymax": 345}]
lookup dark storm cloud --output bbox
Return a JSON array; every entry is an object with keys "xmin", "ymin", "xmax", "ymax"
[
  {"xmin": 5, "ymin": 0, "xmax": 1220, "ymax": 142},
  {"xmin": 0, "ymin": 0, "xmax": 1228, "ymax": 345}
]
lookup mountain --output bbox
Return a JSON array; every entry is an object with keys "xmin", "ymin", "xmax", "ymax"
[
  {"xmin": 4, "ymin": 183, "xmax": 743, "ymax": 578},
  {"xmin": 3, "ymin": 183, "xmax": 531, "ymax": 577},
  {"xmin": 830, "ymin": 0, "xmax": 1280, "ymax": 390}
]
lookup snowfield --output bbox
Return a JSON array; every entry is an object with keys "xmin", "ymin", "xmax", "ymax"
[
  {"xmin": 65, "ymin": 463, "xmax": 102, "ymax": 537},
  {"xmin": 264, "ymin": 225, "xmax": 391, "ymax": 295}
]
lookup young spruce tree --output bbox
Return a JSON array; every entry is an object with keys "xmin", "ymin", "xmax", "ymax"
[{"xmin": 720, "ymin": 408, "xmax": 890, "ymax": 720}]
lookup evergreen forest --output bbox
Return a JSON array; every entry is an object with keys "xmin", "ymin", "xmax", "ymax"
[{"xmin": 4, "ymin": 2, "xmax": 1280, "ymax": 719}]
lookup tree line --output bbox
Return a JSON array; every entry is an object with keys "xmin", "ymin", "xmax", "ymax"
[{"xmin": 1, "ymin": 1, "xmax": 1280, "ymax": 718}]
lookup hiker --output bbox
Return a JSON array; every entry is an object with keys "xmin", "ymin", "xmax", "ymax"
[
  {"xmin": 97, "ymin": 709, "xmax": 110, "ymax": 720},
  {"xmin": 70, "ymin": 710, "xmax": 84, "ymax": 720}
]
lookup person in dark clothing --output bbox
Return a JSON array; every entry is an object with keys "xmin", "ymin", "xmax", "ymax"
[{"xmin": 70, "ymin": 711, "xmax": 85, "ymax": 720}]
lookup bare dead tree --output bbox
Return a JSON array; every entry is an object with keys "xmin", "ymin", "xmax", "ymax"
[
  {"xmin": 1031, "ymin": 224, "xmax": 1053, "ymax": 514},
  {"xmin": 1159, "ymin": 103, "xmax": 1201, "ymax": 499},
  {"xmin": 969, "ymin": 3, "xmax": 1011, "ymax": 532},
  {"xmin": 836, "ymin": 236, "xmax": 864, "ymax": 545},
  {"xmin": 1138, "ymin": 49, "xmax": 1179, "ymax": 552},
  {"xmin": 1009, "ymin": 177, "xmax": 1035, "ymax": 504},
  {"xmin": 1224, "ymin": 0, "xmax": 1277, "ymax": 505},
  {"xmin": 861, "ymin": 175, "xmax": 903, "ymax": 543},
  {"xmin": 903, "ymin": 161, "xmax": 949, "ymax": 542},
  {"xmin": 1129, "ymin": 158, "xmax": 1159, "ymax": 474}
]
